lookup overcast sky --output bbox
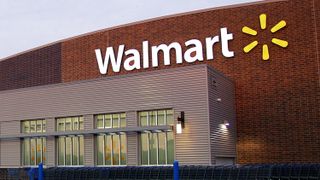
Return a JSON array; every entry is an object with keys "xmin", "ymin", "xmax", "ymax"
[{"xmin": 0, "ymin": 0, "xmax": 259, "ymax": 59}]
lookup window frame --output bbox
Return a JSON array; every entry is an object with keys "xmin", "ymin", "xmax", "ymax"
[
  {"xmin": 138, "ymin": 109, "xmax": 174, "ymax": 127},
  {"xmin": 95, "ymin": 113, "xmax": 126, "ymax": 129},
  {"xmin": 57, "ymin": 135, "xmax": 84, "ymax": 166},
  {"xmin": 22, "ymin": 137, "xmax": 46, "ymax": 166},
  {"xmin": 21, "ymin": 119, "xmax": 46, "ymax": 134},
  {"xmin": 56, "ymin": 116, "xmax": 84, "ymax": 132},
  {"xmin": 96, "ymin": 133, "xmax": 127, "ymax": 166},
  {"xmin": 140, "ymin": 131, "xmax": 174, "ymax": 166},
  {"xmin": 56, "ymin": 116, "xmax": 84, "ymax": 166},
  {"xmin": 138, "ymin": 109, "xmax": 175, "ymax": 166},
  {"xmin": 21, "ymin": 119, "xmax": 47, "ymax": 166}
]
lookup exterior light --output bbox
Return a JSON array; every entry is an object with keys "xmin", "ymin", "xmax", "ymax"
[
  {"xmin": 216, "ymin": 98, "xmax": 222, "ymax": 102},
  {"xmin": 224, "ymin": 120, "xmax": 230, "ymax": 126},
  {"xmin": 221, "ymin": 120, "xmax": 230, "ymax": 129},
  {"xmin": 176, "ymin": 111, "xmax": 185, "ymax": 134},
  {"xmin": 176, "ymin": 122, "xmax": 182, "ymax": 134}
]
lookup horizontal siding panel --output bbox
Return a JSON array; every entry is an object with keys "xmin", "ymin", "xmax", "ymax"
[
  {"xmin": 208, "ymin": 67, "xmax": 236, "ymax": 164},
  {"xmin": 0, "ymin": 65, "xmax": 212, "ymax": 165},
  {"xmin": 126, "ymin": 111, "xmax": 137, "ymax": 128},
  {"xmin": 1, "ymin": 121, "xmax": 20, "ymax": 135},
  {"xmin": 46, "ymin": 137, "xmax": 55, "ymax": 167},
  {"xmin": 84, "ymin": 115, "xmax": 94, "ymax": 131},
  {"xmin": 0, "ymin": 66, "xmax": 207, "ymax": 121},
  {"xmin": 127, "ymin": 112, "xmax": 138, "ymax": 165},
  {"xmin": 0, "ymin": 139, "xmax": 20, "ymax": 167},
  {"xmin": 46, "ymin": 118, "xmax": 55, "ymax": 133},
  {"xmin": 84, "ymin": 135, "xmax": 94, "ymax": 166},
  {"xmin": 127, "ymin": 132, "xmax": 138, "ymax": 166}
]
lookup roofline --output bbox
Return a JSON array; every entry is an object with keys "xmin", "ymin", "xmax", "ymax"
[{"xmin": 0, "ymin": 0, "xmax": 287, "ymax": 62}]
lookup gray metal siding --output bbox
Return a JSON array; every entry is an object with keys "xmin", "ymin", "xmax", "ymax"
[
  {"xmin": 126, "ymin": 111, "xmax": 138, "ymax": 165},
  {"xmin": 0, "ymin": 65, "xmax": 212, "ymax": 166},
  {"xmin": 46, "ymin": 118, "xmax": 55, "ymax": 133},
  {"xmin": 0, "ymin": 121, "xmax": 20, "ymax": 135},
  {"xmin": 46, "ymin": 137, "xmax": 55, "ymax": 167},
  {"xmin": 127, "ymin": 132, "xmax": 138, "ymax": 166},
  {"xmin": 0, "ymin": 139, "xmax": 20, "ymax": 167},
  {"xmin": 84, "ymin": 135, "xmax": 94, "ymax": 166},
  {"xmin": 126, "ymin": 111, "xmax": 138, "ymax": 128},
  {"xmin": 84, "ymin": 115, "xmax": 94, "ymax": 166},
  {"xmin": 0, "ymin": 121, "xmax": 21, "ymax": 167},
  {"xmin": 45, "ymin": 118, "xmax": 55, "ymax": 167},
  {"xmin": 84, "ymin": 114, "xmax": 94, "ymax": 130},
  {"xmin": 207, "ymin": 67, "xmax": 236, "ymax": 164}
]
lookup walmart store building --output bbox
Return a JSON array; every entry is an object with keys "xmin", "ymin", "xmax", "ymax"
[{"xmin": 0, "ymin": 0, "xmax": 319, "ymax": 168}]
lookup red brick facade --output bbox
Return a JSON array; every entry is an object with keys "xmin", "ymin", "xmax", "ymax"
[
  {"xmin": 0, "ymin": 43, "xmax": 61, "ymax": 91},
  {"xmin": 1, "ymin": 0, "xmax": 319, "ymax": 164}
]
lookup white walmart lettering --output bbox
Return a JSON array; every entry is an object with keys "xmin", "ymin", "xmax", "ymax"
[{"xmin": 95, "ymin": 27, "xmax": 234, "ymax": 75}]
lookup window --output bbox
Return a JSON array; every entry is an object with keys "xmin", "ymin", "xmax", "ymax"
[
  {"xmin": 22, "ymin": 120, "xmax": 46, "ymax": 133},
  {"xmin": 95, "ymin": 113, "xmax": 127, "ymax": 166},
  {"xmin": 56, "ymin": 116, "xmax": 84, "ymax": 131},
  {"xmin": 96, "ymin": 134, "xmax": 127, "ymax": 166},
  {"xmin": 22, "ymin": 137, "xmax": 46, "ymax": 166},
  {"xmin": 140, "ymin": 132, "xmax": 174, "ymax": 165},
  {"xmin": 139, "ymin": 109, "xmax": 174, "ymax": 165},
  {"xmin": 139, "ymin": 109, "xmax": 174, "ymax": 126},
  {"xmin": 58, "ymin": 136, "xmax": 84, "ymax": 166},
  {"xmin": 57, "ymin": 116, "xmax": 84, "ymax": 166},
  {"xmin": 21, "ymin": 120, "xmax": 46, "ymax": 166},
  {"xmin": 96, "ymin": 113, "xmax": 126, "ymax": 129}
]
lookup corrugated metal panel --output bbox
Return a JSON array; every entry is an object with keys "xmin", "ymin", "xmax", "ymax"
[
  {"xmin": 127, "ymin": 132, "xmax": 138, "ymax": 166},
  {"xmin": 45, "ymin": 118, "xmax": 56, "ymax": 167},
  {"xmin": 0, "ymin": 121, "xmax": 20, "ymax": 135},
  {"xmin": 207, "ymin": 67, "xmax": 236, "ymax": 164},
  {"xmin": 46, "ymin": 118, "xmax": 55, "ymax": 133},
  {"xmin": 83, "ymin": 115, "xmax": 94, "ymax": 166},
  {"xmin": 126, "ymin": 111, "xmax": 138, "ymax": 165},
  {"xmin": 46, "ymin": 136, "xmax": 55, "ymax": 167},
  {"xmin": 0, "ymin": 65, "xmax": 212, "ymax": 165},
  {"xmin": 84, "ymin": 135, "xmax": 94, "ymax": 166},
  {"xmin": 84, "ymin": 114, "xmax": 94, "ymax": 130},
  {"xmin": 0, "ymin": 139, "xmax": 20, "ymax": 167},
  {"xmin": 126, "ymin": 111, "xmax": 137, "ymax": 128}
]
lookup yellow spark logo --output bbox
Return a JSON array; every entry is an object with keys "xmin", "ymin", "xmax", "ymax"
[{"xmin": 242, "ymin": 14, "xmax": 288, "ymax": 60}]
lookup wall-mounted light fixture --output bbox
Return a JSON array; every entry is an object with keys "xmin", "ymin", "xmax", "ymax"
[
  {"xmin": 176, "ymin": 122, "xmax": 182, "ymax": 134},
  {"xmin": 221, "ymin": 120, "xmax": 230, "ymax": 129},
  {"xmin": 176, "ymin": 111, "xmax": 185, "ymax": 134},
  {"xmin": 223, "ymin": 120, "xmax": 230, "ymax": 126}
]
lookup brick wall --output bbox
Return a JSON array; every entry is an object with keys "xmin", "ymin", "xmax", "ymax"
[
  {"xmin": 60, "ymin": 0, "xmax": 320, "ymax": 164},
  {"xmin": 0, "ymin": 0, "xmax": 319, "ymax": 164},
  {"xmin": 0, "ymin": 43, "xmax": 61, "ymax": 91}
]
